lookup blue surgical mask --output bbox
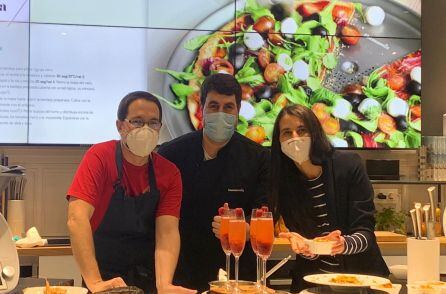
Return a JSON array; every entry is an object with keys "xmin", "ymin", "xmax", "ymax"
[{"xmin": 203, "ymin": 112, "xmax": 236, "ymax": 143}]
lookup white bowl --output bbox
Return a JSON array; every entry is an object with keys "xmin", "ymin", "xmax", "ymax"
[
  {"xmin": 389, "ymin": 264, "xmax": 407, "ymax": 280},
  {"xmin": 304, "ymin": 239, "xmax": 335, "ymax": 255},
  {"xmin": 23, "ymin": 286, "xmax": 88, "ymax": 294}
]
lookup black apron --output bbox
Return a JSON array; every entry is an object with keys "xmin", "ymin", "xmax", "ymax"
[{"xmin": 93, "ymin": 142, "xmax": 160, "ymax": 293}]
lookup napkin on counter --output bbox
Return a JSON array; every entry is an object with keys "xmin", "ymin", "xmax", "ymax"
[{"xmin": 15, "ymin": 227, "xmax": 48, "ymax": 248}]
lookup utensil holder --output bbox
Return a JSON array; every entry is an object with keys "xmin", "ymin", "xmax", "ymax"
[
  {"xmin": 407, "ymin": 237, "xmax": 440, "ymax": 284},
  {"xmin": 6, "ymin": 200, "xmax": 25, "ymax": 237}
]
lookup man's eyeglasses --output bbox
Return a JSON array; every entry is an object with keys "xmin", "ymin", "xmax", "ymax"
[{"xmin": 125, "ymin": 118, "xmax": 162, "ymax": 130}]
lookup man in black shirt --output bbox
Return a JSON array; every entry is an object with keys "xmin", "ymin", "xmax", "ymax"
[{"xmin": 158, "ymin": 74, "xmax": 270, "ymax": 292}]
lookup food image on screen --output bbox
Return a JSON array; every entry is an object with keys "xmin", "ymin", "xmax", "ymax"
[{"xmin": 158, "ymin": 0, "xmax": 421, "ymax": 148}]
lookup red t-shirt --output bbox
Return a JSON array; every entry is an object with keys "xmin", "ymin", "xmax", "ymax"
[{"xmin": 67, "ymin": 140, "xmax": 182, "ymax": 232}]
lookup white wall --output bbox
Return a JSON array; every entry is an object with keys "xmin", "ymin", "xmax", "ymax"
[{"xmin": 1, "ymin": 146, "xmax": 86, "ymax": 236}]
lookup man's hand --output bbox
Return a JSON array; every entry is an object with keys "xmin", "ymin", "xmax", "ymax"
[
  {"xmin": 211, "ymin": 215, "xmax": 250, "ymax": 240},
  {"xmin": 88, "ymin": 277, "xmax": 127, "ymax": 293},
  {"xmin": 279, "ymin": 232, "xmax": 315, "ymax": 258},
  {"xmin": 212, "ymin": 203, "xmax": 229, "ymax": 239},
  {"xmin": 322, "ymin": 230, "xmax": 345, "ymax": 255},
  {"xmin": 158, "ymin": 284, "xmax": 197, "ymax": 294},
  {"xmin": 212, "ymin": 215, "xmax": 222, "ymax": 239}
]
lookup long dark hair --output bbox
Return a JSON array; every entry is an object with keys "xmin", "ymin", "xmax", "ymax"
[{"xmin": 269, "ymin": 105, "xmax": 333, "ymax": 234}]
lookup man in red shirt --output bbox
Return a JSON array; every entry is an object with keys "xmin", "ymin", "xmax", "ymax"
[{"xmin": 67, "ymin": 91, "xmax": 196, "ymax": 294}]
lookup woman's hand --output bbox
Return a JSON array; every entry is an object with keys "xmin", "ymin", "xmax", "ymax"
[
  {"xmin": 279, "ymin": 232, "xmax": 315, "ymax": 258},
  {"xmin": 323, "ymin": 230, "xmax": 345, "ymax": 255}
]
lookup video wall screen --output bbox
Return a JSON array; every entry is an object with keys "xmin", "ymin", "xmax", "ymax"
[{"xmin": 0, "ymin": 0, "xmax": 421, "ymax": 148}]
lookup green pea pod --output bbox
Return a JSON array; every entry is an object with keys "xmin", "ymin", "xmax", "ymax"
[
  {"xmin": 237, "ymin": 116, "xmax": 249, "ymax": 135},
  {"xmin": 346, "ymin": 131, "xmax": 364, "ymax": 148},
  {"xmin": 350, "ymin": 117, "xmax": 378, "ymax": 132},
  {"xmin": 152, "ymin": 93, "xmax": 186, "ymax": 110}
]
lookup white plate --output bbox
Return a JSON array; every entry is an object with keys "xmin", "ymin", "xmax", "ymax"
[
  {"xmin": 23, "ymin": 286, "xmax": 88, "ymax": 294},
  {"xmin": 303, "ymin": 273, "xmax": 390, "ymax": 290},
  {"xmin": 371, "ymin": 283, "xmax": 402, "ymax": 294}
]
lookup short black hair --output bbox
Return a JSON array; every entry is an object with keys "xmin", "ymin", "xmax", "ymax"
[
  {"xmin": 200, "ymin": 74, "xmax": 242, "ymax": 108},
  {"xmin": 117, "ymin": 91, "xmax": 162, "ymax": 121}
]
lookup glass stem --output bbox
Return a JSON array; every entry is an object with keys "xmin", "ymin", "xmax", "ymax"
[
  {"xmin": 226, "ymin": 253, "xmax": 231, "ymax": 281},
  {"xmin": 262, "ymin": 258, "xmax": 267, "ymax": 292},
  {"xmin": 235, "ymin": 256, "xmax": 240, "ymax": 289},
  {"xmin": 256, "ymin": 255, "xmax": 261, "ymax": 285}
]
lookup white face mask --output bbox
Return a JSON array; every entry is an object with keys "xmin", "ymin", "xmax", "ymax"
[
  {"xmin": 125, "ymin": 126, "xmax": 158, "ymax": 157},
  {"xmin": 281, "ymin": 137, "xmax": 311, "ymax": 164}
]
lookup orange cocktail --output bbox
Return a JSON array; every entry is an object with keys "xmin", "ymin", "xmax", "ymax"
[
  {"xmin": 229, "ymin": 219, "xmax": 246, "ymax": 256},
  {"xmin": 251, "ymin": 208, "xmax": 265, "ymax": 290},
  {"xmin": 219, "ymin": 206, "xmax": 233, "ymax": 285},
  {"xmin": 229, "ymin": 208, "xmax": 246, "ymax": 293},
  {"xmin": 256, "ymin": 211, "xmax": 274, "ymax": 294},
  {"xmin": 250, "ymin": 218, "xmax": 258, "ymax": 253},
  {"xmin": 256, "ymin": 217, "xmax": 274, "ymax": 258},
  {"xmin": 220, "ymin": 215, "xmax": 231, "ymax": 254}
]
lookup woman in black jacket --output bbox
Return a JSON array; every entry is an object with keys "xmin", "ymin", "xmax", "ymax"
[{"xmin": 270, "ymin": 105, "xmax": 389, "ymax": 292}]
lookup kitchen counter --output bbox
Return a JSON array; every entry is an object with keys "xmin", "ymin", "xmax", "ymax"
[
  {"xmin": 273, "ymin": 236, "xmax": 446, "ymax": 257},
  {"xmin": 15, "ymin": 233, "xmax": 446, "ymax": 289},
  {"xmin": 17, "ymin": 246, "xmax": 73, "ymax": 256},
  {"xmin": 16, "ymin": 233, "xmax": 446, "ymax": 257},
  {"xmin": 15, "ymin": 234, "xmax": 446, "ymax": 287}
]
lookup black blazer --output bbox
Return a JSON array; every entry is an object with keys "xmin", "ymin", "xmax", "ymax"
[{"xmin": 281, "ymin": 150, "xmax": 390, "ymax": 291}]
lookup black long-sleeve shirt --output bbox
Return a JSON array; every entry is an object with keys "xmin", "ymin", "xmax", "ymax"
[
  {"xmin": 299, "ymin": 170, "xmax": 372, "ymax": 273},
  {"xmin": 158, "ymin": 130, "xmax": 270, "ymax": 292}
]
